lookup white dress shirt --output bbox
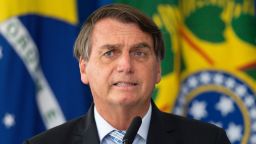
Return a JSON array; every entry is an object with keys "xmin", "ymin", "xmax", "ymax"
[{"xmin": 94, "ymin": 104, "xmax": 152, "ymax": 144}]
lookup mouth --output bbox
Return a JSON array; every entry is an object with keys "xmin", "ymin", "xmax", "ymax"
[{"xmin": 113, "ymin": 82, "xmax": 138, "ymax": 87}]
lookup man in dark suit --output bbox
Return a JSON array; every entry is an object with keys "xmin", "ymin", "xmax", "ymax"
[{"xmin": 25, "ymin": 4, "xmax": 230, "ymax": 144}]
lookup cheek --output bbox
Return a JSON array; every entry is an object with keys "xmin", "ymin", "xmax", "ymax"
[
  {"xmin": 87, "ymin": 64, "xmax": 111, "ymax": 86},
  {"xmin": 140, "ymin": 65, "xmax": 159, "ymax": 85}
]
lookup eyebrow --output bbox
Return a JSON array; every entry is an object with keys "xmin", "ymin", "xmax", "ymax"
[
  {"xmin": 99, "ymin": 42, "xmax": 151, "ymax": 50},
  {"xmin": 131, "ymin": 42, "xmax": 151, "ymax": 50},
  {"xmin": 100, "ymin": 44, "xmax": 121, "ymax": 50}
]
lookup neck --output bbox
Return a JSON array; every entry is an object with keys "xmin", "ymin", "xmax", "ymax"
[{"xmin": 95, "ymin": 101, "xmax": 150, "ymax": 130}]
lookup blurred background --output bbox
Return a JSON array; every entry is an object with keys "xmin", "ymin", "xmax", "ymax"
[{"xmin": 0, "ymin": 0, "xmax": 255, "ymax": 144}]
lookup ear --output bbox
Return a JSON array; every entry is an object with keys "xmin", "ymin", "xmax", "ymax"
[
  {"xmin": 79, "ymin": 58, "xmax": 89, "ymax": 84},
  {"xmin": 156, "ymin": 60, "xmax": 162, "ymax": 84}
]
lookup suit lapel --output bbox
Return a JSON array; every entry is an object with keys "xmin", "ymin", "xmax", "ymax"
[
  {"xmin": 147, "ymin": 101, "xmax": 177, "ymax": 144},
  {"xmin": 70, "ymin": 104, "xmax": 100, "ymax": 144},
  {"xmin": 82, "ymin": 105, "xmax": 100, "ymax": 144}
]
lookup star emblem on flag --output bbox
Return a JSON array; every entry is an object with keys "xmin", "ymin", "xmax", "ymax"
[
  {"xmin": 2, "ymin": 113, "xmax": 15, "ymax": 128},
  {"xmin": 215, "ymin": 96, "xmax": 234, "ymax": 116},
  {"xmin": 226, "ymin": 123, "xmax": 242, "ymax": 143},
  {"xmin": 189, "ymin": 100, "xmax": 208, "ymax": 120}
]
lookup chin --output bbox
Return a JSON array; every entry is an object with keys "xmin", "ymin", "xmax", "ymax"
[{"xmin": 113, "ymin": 95, "xmax": 138, "ymax": 106}]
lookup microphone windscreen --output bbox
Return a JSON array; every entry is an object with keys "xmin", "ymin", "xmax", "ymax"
[{"xmin": 123, "ymin": 116, "xmax": 142, "ymax": 144}]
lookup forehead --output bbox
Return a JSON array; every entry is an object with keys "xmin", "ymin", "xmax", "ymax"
[{"xmin": 91, "ymin": 18, "xmax": 153, "ymax": 46}]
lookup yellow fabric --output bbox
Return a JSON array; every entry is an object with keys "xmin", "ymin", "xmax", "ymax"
[{"xmin": 0, "ymin": 0, "xmax": 77, "ymax": 24}]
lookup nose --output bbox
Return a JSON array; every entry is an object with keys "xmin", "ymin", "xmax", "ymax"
[{"xmin": 116, "ymin": 52, "xmax": 133, "ymax": 73}]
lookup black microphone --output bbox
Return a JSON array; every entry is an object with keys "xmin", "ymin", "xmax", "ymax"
[{"xmin": 122, "ymin": 116, "xmax": 142, "ymax": 144}]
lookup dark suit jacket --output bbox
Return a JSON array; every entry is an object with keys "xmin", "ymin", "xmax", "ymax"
[{"xmin": 24, "ymin": 102, "xmax": 230, "ymax": 144}]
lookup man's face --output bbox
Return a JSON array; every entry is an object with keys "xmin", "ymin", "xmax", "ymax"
[{"xmin": 79, "ymin": 18, "xmax": 161, "ymax": 108}]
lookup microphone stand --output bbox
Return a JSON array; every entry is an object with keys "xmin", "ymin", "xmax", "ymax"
[{"xmin": 122, "ymin": 116, "xmax": 142, "ymax": 144}]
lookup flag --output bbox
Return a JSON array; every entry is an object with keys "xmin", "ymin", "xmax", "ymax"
[
  {"xmin": 114, "ymin": 0, "xmax": 181, "ymax": 112},
  {"xmin": 114, "ymin": 0, "xmax": 256, "ymax": 144},
  {"xmin": 172, "ymin": 1, "xmax": 256, "ymax": 144},
  {"xmin": 0, "ymin": 0, "xmax": 100, "ymax": 143}
]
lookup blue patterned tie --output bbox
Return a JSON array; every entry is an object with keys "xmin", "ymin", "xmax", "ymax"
[{"xmin": 109, "ymin": 130, "xmax": 126, "ymax": 144}]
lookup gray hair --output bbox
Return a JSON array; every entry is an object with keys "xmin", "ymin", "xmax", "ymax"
[{"xmin": 74, "ymin": 4, "xmax": 165, "ymax": 61}]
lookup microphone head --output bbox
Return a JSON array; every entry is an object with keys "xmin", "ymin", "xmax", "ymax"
[{"xmin": 123, "ymin": 116, "xmax": 142, "ymax": 144}]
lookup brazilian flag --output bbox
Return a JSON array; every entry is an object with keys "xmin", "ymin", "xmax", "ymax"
[
  {"xmin": 0, "ymin": 1, "xmax": 103, "ymax": 144},
  {"xmin": 115, "ymin": 0, "xmax": 256, "ymax": 144}
]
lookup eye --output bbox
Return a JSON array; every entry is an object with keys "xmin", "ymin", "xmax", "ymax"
[
  {"xmin": 132, "ymin": 50, "xmax": 146, "ymax": 57},
  {"xmin": 103, "ymin": 50, "xmax": 114, "ymax": 57}
]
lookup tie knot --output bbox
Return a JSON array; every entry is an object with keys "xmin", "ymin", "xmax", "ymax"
[{"xmin": 109, "ymin": 130, "xmax": 126, "ymax": 144}]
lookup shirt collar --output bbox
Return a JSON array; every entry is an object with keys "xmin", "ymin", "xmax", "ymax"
[
  {"xmin": 94, "ymin": 104, "xmax": 152, "ymax": 142},
  {"xmin": 94, "ymin": 106, "xmax": 114, "ymax": 141}
]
